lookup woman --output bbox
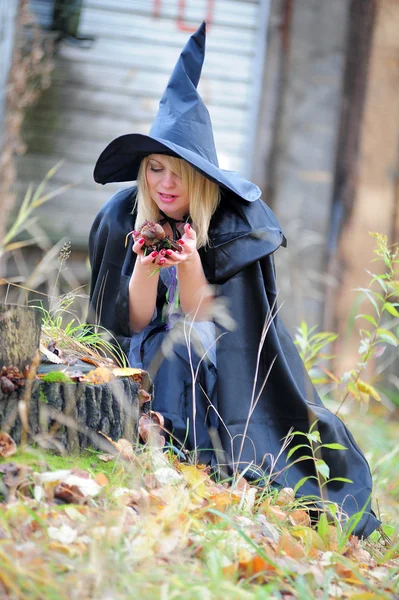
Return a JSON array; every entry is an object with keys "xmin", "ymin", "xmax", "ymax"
[
  {"xmin": 89, "ymin": 23, "xmax": 378, "ymax": 537},
  {"xmin": 128, "ymin": 153, "xmax": 221, "ymax": 464}
]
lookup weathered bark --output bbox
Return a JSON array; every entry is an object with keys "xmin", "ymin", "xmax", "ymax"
[
  {"xmin": 0, "ymin": 377, "xmax": 143, "ymax": 451},
  {"xmin": 0, "ymin": 304, "xmax": 41, "ymax": 371}
]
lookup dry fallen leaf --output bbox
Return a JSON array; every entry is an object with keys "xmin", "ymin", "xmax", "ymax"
[
  {"xmin": 97, "ymin": 453, "xmax": 115, "ymax": 462},
  {"xmin": 348, "ymin": 593, "xmax": 385, "ymax": 600},
  {"xmin": 138, "ymin": 388, "xmax": 152, "ymax": 407},
  {"xmin": 48, "ymin": 524, "xmax": 78, "ymax": 544},
  {"xmin": 259, "ymin": 499, "xmax": 287, "ymax": 523},
  {"xmin": 97, "ymin": 433, "xmax": 136, "ymax": 459},
  {"xmin": 345, "ymin": 545, "xmax": 376, "ymax": 567},
  {"xmin": 291, "ymin": 526, "xmax": 325, "ymax": 553},
  {"xmin": 207, "ymin": 489, "xmax": 235, "ymax": 512},
  {"xmin": 154, "ymin": 467, "xmax": 183, "ymax": 486},
  {"xmin": 85, "ymin": 367, "xmax": 113, "ymax": 384},
  {"xmin": 0, "ymin": 432, "xmax": 17, "ymax": 458},
  {"xmin": 275, "ymin": 487, "xmax": 295, "ymax": 507},
  {"xmin": 0, "ymin": 462, "xmax": 32, "ymax": 491},
  {"xmin": 238, "ymin": 553, "xmax": 276, "ymax": 582},
  {"xmin": 71, "ymin": 468, "xmax": 90, "ymax": 479},
  {"xmin": 333, "ymin": 560, "xmax": 363, "ymax": 584},
  {"xmin": 64, "ymin": 475, "xmax": 102, "ymax": 497},
  {"xmin": 289, "ymin": 509, "xmax": 311, "ymax": 527},
  {"xmin": 94, "ymin": 473, "xmax": 109, "ymax": 487},
  {"xmin": 38, "ymin": 469, "xmax": 71, "ymax": 482},
  {"xmin": 113, "ymin": 367, "xmax": 143, "ymax": 379},
  {"xmin": 324, "ymin": 525, "xmax": 343, "ymax": 553},
  {"xmin": 138, "ymin": 415, "xmax": 165, "ymax": 448},
  {"xmin": 179, "ymin": 464, "xmax": 208, "ymax": 499},
  {"xmin": 54, "ymin": 482, "xmax": 86, "ymax": 504},
  {"xmin": 277, "ymin": 531, "xmax": 307, "ymax": 560},
  {"xmin": 39, "ymin": 343, "xmax": 63, "ymax": 364}
]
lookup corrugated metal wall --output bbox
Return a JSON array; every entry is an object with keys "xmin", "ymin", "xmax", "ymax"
[{"xmin": 17, "ymin": 0, "xmax": 266, "ymax": 247}]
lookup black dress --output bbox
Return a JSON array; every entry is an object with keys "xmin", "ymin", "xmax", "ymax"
[{"xmin": 88, "ymin": 185, "xmax": 379, "ymax": 538}]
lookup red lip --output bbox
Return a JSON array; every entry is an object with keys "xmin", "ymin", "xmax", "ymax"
[{"xmin": 158, "ymin": 192, "xmax": 178, "ymax": 203}]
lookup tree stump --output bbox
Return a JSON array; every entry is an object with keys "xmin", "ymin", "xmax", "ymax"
[
  {"xmin": 0, "ymin": 303, "xmax": 150, "ymax": 451},
  {"xmin": 0, "ymin": 304, "xmax": 41, "ymax": 371},
  {"xmin": 0, "ymin": 375, "xmax": 148, "ymax": 452}
]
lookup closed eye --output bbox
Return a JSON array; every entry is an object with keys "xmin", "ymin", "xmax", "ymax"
[{"xmin": 149, "ymin": 167, "xmax": 163, "ymax": 173}]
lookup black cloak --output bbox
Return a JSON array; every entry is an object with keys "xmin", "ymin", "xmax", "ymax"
[{"xmin": 88, "ymin": 185, "xmax": 379, "ymax": 539}]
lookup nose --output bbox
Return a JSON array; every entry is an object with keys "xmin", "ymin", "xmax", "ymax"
[{"xmin": 161, "ymin": 170, "xmax": 176, "ymax": 188}]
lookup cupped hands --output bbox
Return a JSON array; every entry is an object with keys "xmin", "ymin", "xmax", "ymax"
[{"xmin": 132, "ymin": 223, "xmax": 196, "ymax": 269}]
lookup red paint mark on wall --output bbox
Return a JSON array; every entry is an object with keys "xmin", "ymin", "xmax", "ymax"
[
  {"xmin": 178, "ymin": 0, "xmax": 215, "ymax": 31},
  {"xmin": 153, "ymin": 0, "xmax": 215, "ymax": 30},
  {"xmin": 152, "ymin": 0, "xmax": 162, "ymax": 17}
]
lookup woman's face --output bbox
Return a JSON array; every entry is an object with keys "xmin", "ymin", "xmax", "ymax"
[{"xmin": 146, "ymin": 155, "xmax": 190, "ymax": 219}]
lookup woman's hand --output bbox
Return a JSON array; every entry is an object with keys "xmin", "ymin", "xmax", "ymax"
[
  {"xmin": 132, "ymin": 235, "xmax": 160, "ymax": 268},
  {"xmin": 153, "ymin": 223, "xmax": 197, "ymax": 268}
]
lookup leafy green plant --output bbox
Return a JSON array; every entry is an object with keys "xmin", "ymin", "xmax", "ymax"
[
  {"xmin": 33, "ymin": 294, "xmax": 128, "ymax": 368},
  {"xmin": 294, "ymin": 322, "xmax": 338, "ymax": 385},
  {"xmin": 285, "ymin": 421, "xmax": 352, "ymax": 499},
  {"xmin": 294, "ymin": 234, "xmax": 399, "ymax": 414},
  {"xmin": 336, "ymin": 233, "xmax": 399, "ymax": 414}
]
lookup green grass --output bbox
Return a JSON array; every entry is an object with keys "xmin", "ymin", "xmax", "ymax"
[
  {"xmin": 0, "ymin": 414, "xmax": 398, "ymax": 600},
  {"xmin": 2, "ymin": 447, "xmax": 134, "ymax": 488},
  {"xmin": 344, "ymin": 411, "xmax": 399, "ymax": 526}
]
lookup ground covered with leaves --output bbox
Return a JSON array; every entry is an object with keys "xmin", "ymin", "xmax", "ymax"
[{"xmin": 0, "ymin": 412, "xmax": 398, "ymax": 600}]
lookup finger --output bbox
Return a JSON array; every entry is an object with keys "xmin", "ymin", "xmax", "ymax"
[
  {"xmin": 162, "ymin": 249, "xmax": 180, "ymax": 262},
  {"xmin": 132, "ymin": 238, "xmax": 146, "ymax": 254},
  {"xmin": 141, "ymin": 251, "xmax": 158, "ymax": 265},
  {"xmin": 160, "ymin": 251, "xmax": 190, "ymax": 266},
  {"xmin": 183, "ymin": 223, "xmax": 196, "ymax": 239},
  {"xmin": 156, "ymin": 256, "xmax": 181, "ymax": 267}
]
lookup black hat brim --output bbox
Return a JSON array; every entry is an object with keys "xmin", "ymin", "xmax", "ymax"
[{"xmin": 93, "ymin": 134, "xmax": 261, "ymax": 203}]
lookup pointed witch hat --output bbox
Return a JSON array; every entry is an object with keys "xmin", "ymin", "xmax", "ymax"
[{"xmin": 93, "ymin": 22, "xmax": 261, "ymax": 203}]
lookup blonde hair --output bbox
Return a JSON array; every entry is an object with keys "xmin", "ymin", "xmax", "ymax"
[{"xmin": 135, "ymin": 155, "xmax": 220, "ymax": 248}]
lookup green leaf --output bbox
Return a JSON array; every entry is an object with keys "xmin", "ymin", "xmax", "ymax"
[
  {"xmin": 309, "ymin": 332, "xmax": 338, "ymax": 344},
  {"xmin": 316, "ymin": 459, "xmax": 330, "ymax": 480},
  {"xmin": 286, "ymin": 443, "xmax": 310, "ymax": 460},
  {"xmin": 359, "ymin": 328, "xmax": 373, "ymax": 339},
  {"xmin": 355, "ymin": 288, "xmax": 381, "ymax": 315},
  {"xmin": 380, "ymin": 523, "xmax": 396, "ymax": 537},
  {"xmin": 355, "ymin": 314, "xmax": 378, "ymax": 327},
  {"xmin": 383, "ymin": 303, "xmax": 399, "ymax": 318},
  {"xmin": 308, "ymin": 431, "xmax": 321, "ymax": 444},
  {"xmin": 311, "ymin": 376, "xmax": 331, "ymax": 385},
  {"xmin": 293, "ymin": 475, "xmax": 316, "ymax": 494},
  {"xmin": 369, "ymin": 275, "xmax": 388, "ymax": 292},
  {"xmin": 286, "ymin": 431, "xmax": 309, "ymax": 439},
  {"xmin": 309, "ymin": 420, "xmax": 320, "ymax": 434},
  {"xmin": 320, "ymin": 443, "xmax": 348, "ymax": 451},
  {"xmin": 377, "ymin": 328, "xmax": 399, "ymax": 347},
  {"xmin": 317, "ymin": 513, "xmax": 330, "ymax": 543},
  {"xmin": 326, "ymin": 477, "xmax": 353, "ymax": 484}
]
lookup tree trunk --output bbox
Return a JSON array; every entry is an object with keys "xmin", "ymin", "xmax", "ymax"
[
  {"xmin": 0, "ymin": 304, "xmax": 41, "ymax": 371},
  {"xmin": 332, "ymin": 0, "xmax": 399, "ymax": 376}
]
